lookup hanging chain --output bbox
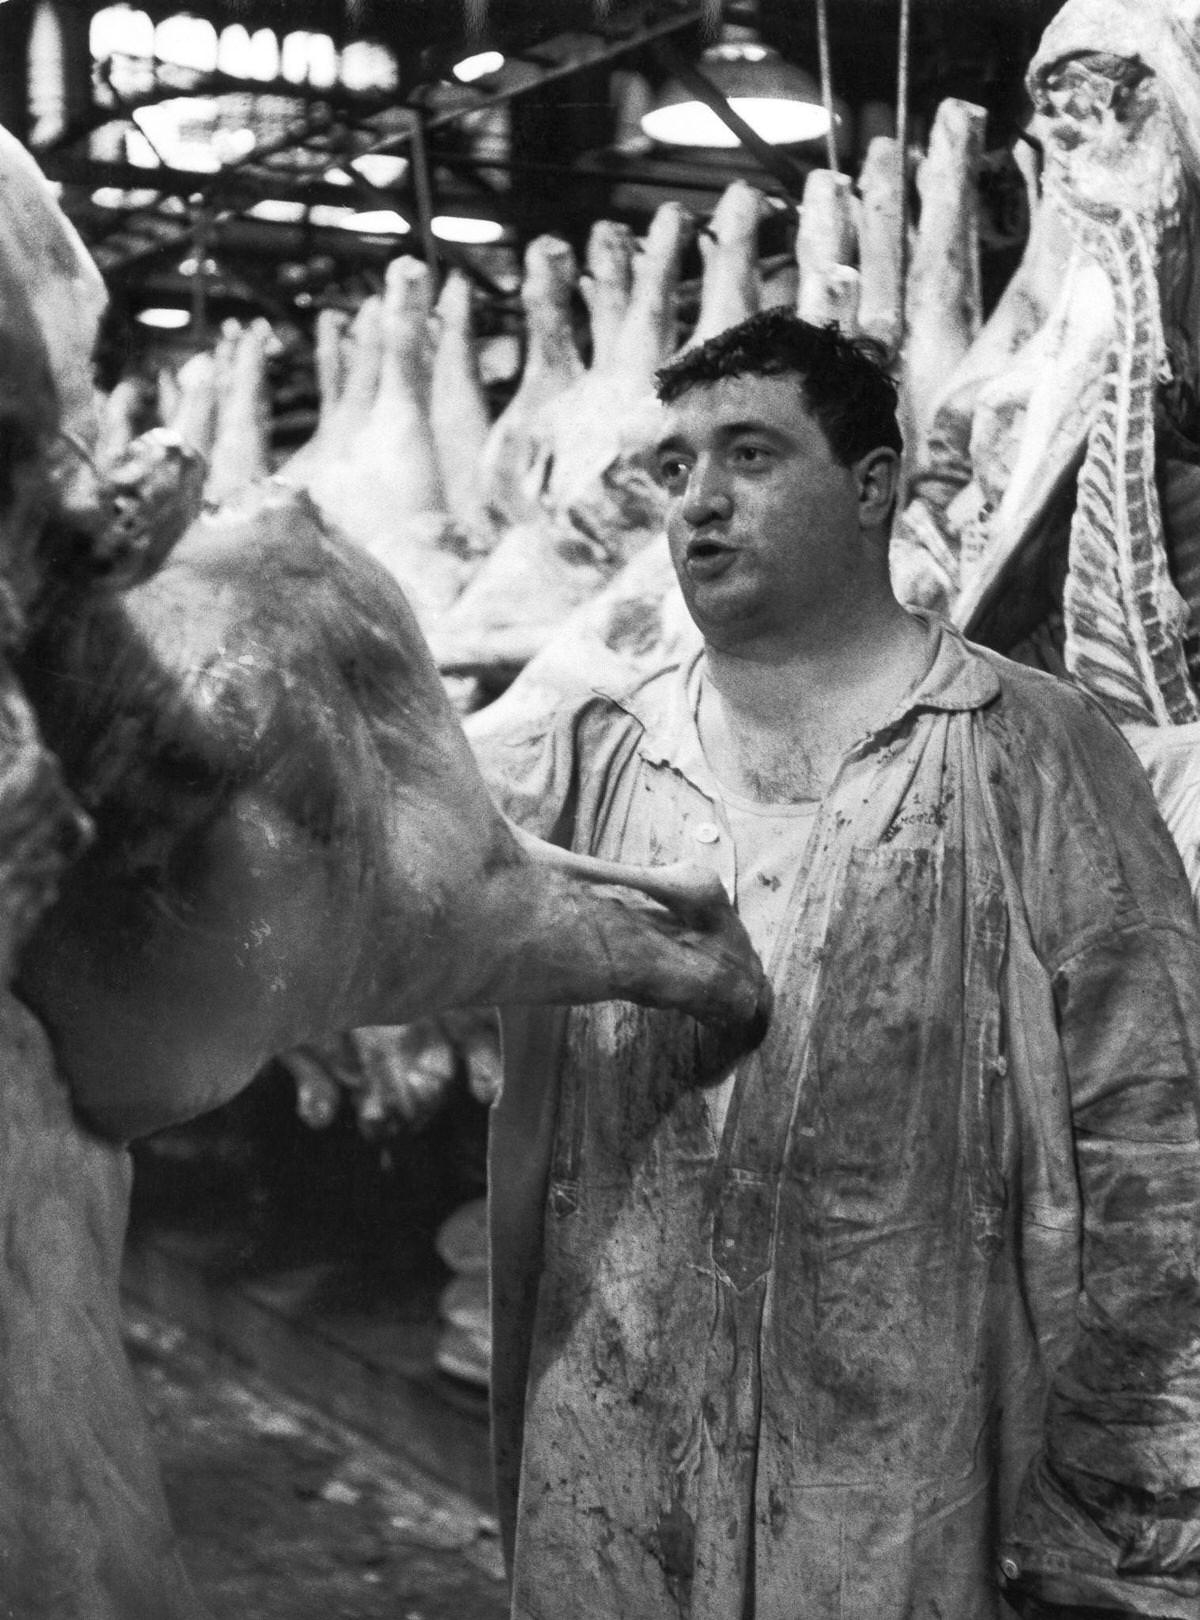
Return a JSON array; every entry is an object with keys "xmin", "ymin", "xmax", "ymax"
[
  {"xmin": 895, "ymin": 0, "xmax": 913, "ymax": 335},
  {"xmin": 815, "ymin": 0, "xmax": 838, "ymax": 173}
]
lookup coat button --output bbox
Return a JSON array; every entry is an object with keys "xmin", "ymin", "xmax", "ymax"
[
  {"xmin": 693, "ymin": 821, "xmax": 721, "ymax": 844},
  {"xmin": 999, "ymin": 1557, "xmax": 1019, "ymax": 1582}
]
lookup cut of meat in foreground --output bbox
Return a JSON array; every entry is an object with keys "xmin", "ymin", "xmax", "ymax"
[{"xmin": 17, "ymin": 481, "xmax": 769, "ymax": 1142}]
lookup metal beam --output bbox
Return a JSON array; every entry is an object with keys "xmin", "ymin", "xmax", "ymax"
[
  {"xmin": 360, "ymin": 4, "xmax": 705, "ymax": 164},
  {"xmin": 45, "ymin": 155, "xmax": 397, "ymax": 213}
]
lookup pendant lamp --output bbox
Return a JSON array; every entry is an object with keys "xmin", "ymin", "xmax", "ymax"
[{"xmin": 641, "ymin": 4, "xmax": 831, "ymax": 148}]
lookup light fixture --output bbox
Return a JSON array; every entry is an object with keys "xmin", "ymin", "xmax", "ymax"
[
  {"xmin": 92, "ymin": 185, "xmax": 159, "ymax": 208},
  {"xmin": 154, "ymin": 15, "xmax": 218, "ymax": 75},
  {"xmin": 432, "ymin": 214, "xmax": 505, "ymax": 244},
  {"xmin": 217, "ymin": 23, "xmax": 251, "ymax": 79},
  {"xmin": 307, "ymin": 33, "xmax": 337, "ymax": 89},
  {"xmin": 351, "ymin": 152, "xmax": 409, "ymax": 188},
  {"xmin": 247, "ymin": 27, "xmax": 279, "ymax": 83},
  {"xmin": 280, "ymin": 30, "xmax": 311, "ymax": 85},
  {"xmin": 640, "ymin": 10, "xmax": 831, "ymax": 148},
  {"xmin": 453, "ymin": 49, "xmax": 505, "ymax": 84},
  {"xmin": 337, "ymin": 209, "xmax": 411, "ymax": 234},
  {"xmin": 307, "ymin": 203, "xmax": 360, "ymax": 228},
  {"xmin": 247, "ymin": 198, "xmax": 308, "ymax": 224},
  {"xmin": 339, "ymin": 41, "xmax": 399, "ymax": 94},
  {"xmin": 131, "ymin": 98, "xmax": 222, "ymax": 171},
  {"xmin": 136, "ymin": 307, "xmax": 190, "ymax": 329}
]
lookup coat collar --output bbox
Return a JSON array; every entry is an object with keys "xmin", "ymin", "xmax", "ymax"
[{"xmin": 595, "ymin": 614, "xmax": 1002, "ymax": 776}]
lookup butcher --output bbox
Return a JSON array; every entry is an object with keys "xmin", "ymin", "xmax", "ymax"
[{"xmin": 478, "ymin": 308, "xmax": 1200, "ymax": 1619}]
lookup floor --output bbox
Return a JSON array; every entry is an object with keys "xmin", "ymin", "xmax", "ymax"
[
  {"xmin": 128, "ymin": 1308, "xmax": 508, "ymax": 1620},
  {"xmin": 124, "ymin": 1064, "xmax": 507, "ymax": 1618},
  {"xmin": 125, "ymin": 1059, "xmax": 496, "ymax": 1505}
]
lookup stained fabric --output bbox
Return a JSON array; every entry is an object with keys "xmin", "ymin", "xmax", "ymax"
[{"xmin": 477, "ymin": 619, "xmax": 1200, "ymax": 1620}]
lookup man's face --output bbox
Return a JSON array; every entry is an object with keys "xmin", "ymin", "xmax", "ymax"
[{"xmin": 653, "ymin": 371, "xmax": 869, "ymax": 650}]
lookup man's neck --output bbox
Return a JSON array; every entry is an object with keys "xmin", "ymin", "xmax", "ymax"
[{"xmin": 697, "ymin": 598, "xmax": 934, "ymax": 804}]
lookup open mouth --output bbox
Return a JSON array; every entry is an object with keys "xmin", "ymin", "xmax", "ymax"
[
  {"xmin": 685, "ymin": 536, "xmax": 736, "ymax": 577},
  {"xmin": 686, "ymin": 533, "xmax": 734, "ymax": 561}
]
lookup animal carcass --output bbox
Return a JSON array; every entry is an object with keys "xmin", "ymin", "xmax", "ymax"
[
  {"xmin": 18, "ymin": 480, "xmax": 769, "ymax": 1144},
  {"xmin": 891, "ymin": 0, "xmax": 1200, "ymax": 898},
  {"xmin": 0, "ymin": 127, "xmax": 768, "ymax": 1614}
]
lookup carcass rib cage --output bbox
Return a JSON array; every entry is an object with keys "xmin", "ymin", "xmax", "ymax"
[{"xmin": 1059, "ymin": 189, "xmax": 1200, "ymax": 727}]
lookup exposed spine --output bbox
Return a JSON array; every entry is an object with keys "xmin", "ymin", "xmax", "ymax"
[{"xmin": 1061, "ymin": 192, "xmax": 1200, "ymax": 725}]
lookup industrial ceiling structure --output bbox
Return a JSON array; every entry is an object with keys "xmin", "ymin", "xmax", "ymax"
[{"xmin": 0, "ymin": 0, "xmax": 1059, "ymax": 377}]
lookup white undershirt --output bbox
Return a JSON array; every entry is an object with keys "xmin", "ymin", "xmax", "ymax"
[
  {"xmin": 707, "ymin": 784, "xmax": 819, "ymax": 1138},
  {"xmin": 682, "ymin": 660, "xmax": 821, "ymax": 1136}
]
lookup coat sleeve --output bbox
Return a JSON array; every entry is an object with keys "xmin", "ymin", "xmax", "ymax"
[
  {"xmin": 465, "ymin": 698, "xmax": 580, "ymax": 841},
  {"xmin": 993, "ymin": 683, "xmax": 1200, "ymax": 1619}
]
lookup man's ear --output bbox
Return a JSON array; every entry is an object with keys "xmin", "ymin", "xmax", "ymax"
[{"xmin": 854, "ymin": 447, "xmax": 900, "ymax": 532}]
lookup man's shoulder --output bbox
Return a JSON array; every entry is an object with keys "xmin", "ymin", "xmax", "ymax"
[
  {"xmin": 468, "ymin": 658, "xmax": 682, "ymax": 756},
  {"xmin": 465, "ymin": 660, "xmax": 686, "ymax": 832},
  {"xmin": 960, "ymin": 642, "xmax": 1198, "ymax": 933},
  {"xmin": 965, "ymin": 640, "xmax": 1135, "ymax": 768}
]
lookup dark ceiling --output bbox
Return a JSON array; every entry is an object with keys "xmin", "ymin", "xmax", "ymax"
[{"xmin": 0, "ymin": 0, "xmax": 1062, "ymax": 370}]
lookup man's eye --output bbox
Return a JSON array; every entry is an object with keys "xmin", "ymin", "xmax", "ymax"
[
  {"xmin": 733, "ymin": 444, "xmax": 768, "ymax": 465},
  {"xmin": 658, "ymin": 459, "xmax": 688, "ymax": 486}
]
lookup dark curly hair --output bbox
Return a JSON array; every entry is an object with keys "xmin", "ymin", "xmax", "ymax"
[{"xmin": 655, "ymin": 308, "xmax": 902, "ymax": 468}]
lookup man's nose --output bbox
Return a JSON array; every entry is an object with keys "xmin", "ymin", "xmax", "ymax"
[{"xmin": 681, "ymin": 457, "xmax": 732, "ymax": 526}]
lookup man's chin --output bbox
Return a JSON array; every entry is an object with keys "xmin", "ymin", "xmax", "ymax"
[{"xmin": 681, "ymin": 582, "xmax": 758, "ymax": 641}]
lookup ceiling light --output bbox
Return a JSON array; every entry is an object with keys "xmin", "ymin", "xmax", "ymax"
[
  {"xmin": 247, "ymin": 199, "xmax": 307, "ymax": 224},
  {"xmin": 351, "ymin": 152, "xmax": 409, "ymax": 188},
  {"xmin": 247, "ymin": 27, "xmax": 279, "ymax": 83},
  {"xmin": 280, "ymin": 30, "xmax": 310, "ymax": 85},
  {"xmin": 132, "ymin": 98, "xmax": 222, "ymax": 171},
  {"xmin": 92, "ymin": 185, "xmax": 159, "ymax": 208},
  {"xmin": 213, "ymin": 126, "xmax": 256, "ymax": 163},
  {"xmin": 641, "ymin": 22, "xmax": 831, "ymax": 148},
  {"xmin": 308, "ymin": 203, "xmax": 359, "ymax": 228},
  {"xmin": 337, "ymin": 209, "xmax": 411, "ymax": 234},
  {"xmin": 90, "ymin": 5, "xmax": 153, "ymax": 60},
  {"xmin": 217, "ymin": 24, "xmax": 251, "ymax": 79},
  {"xmin": 340, "ymin": 41, "xmax": 399, "ymax": 94},
  {"xmin": 432, "ymin": 214, "xmax": 505, "ymax": 244},
  {"xmin": 136, "ymin": 307, "xmax": 190, "ymax": 329},
  {"xmin": 307, "ymin": 33, "xmax": 337, "ymax": 89},
  {"xmin": 453, "ymin": 50, "xmax": 505, "ymax": 84},
  {"xmin": 154, "ymin": 15, "xmax": 217, "ymax": 75}
]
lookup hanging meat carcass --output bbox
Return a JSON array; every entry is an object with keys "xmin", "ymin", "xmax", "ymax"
[
  {"xmin": 451, "ymin": 182, "xmax": 767, "ymax": 722},
  {"xmin": 17, "ymin": 479, "xmax": 769, "ymax": 1142},
  {"xmin": 430, "ymin": 268, "xmax": 494, "ymax": 534},
  {"xmin": 276, "ymin": 304, "xmax": 349, "ymax": 485},
  {"xmin": 0, "ymin": 120, "xmax": 214, "ymax": 1619},
  {"xmin": 476, "ymin": 233, "xmax": 584, "ymax": 532},
  {"xmin": 0, "ymin": 123, "xmax": 771, "ymax": 1612},
  {"xmin": 891, "ymin": 0, "xmax": 1200, "ymax": 896},
  {"xmin": 795, "ymin": 167, "xmax": 859, "ymax": 334},
  {"xmin": 165, "ymin": 346, "xmax": 219, "ymax": 464},
  {"xmin": 285, "ymin": 258, "xmax": 477, "ymax": 626},
  {"xmin": 897, "ymin": 99, "xmax": 987, "ymax": 455},
  {"xmin": 429, "ymin": 199, "xmax": 694, "ymax": 675},
  {"xmin": 204, "ymin": 317, "xmax": 275, "ymax": 503}
]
